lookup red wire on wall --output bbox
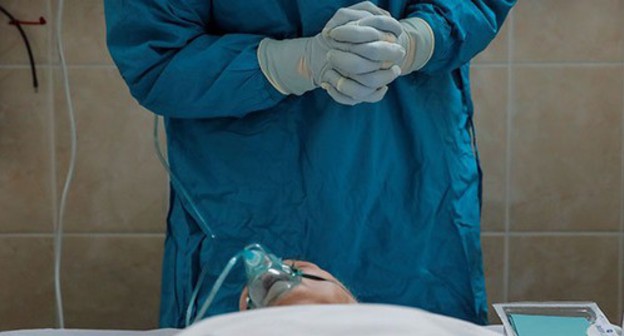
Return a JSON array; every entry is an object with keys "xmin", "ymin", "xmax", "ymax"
[{"xmin": 0, "ymin": 5, "xmax": 46, "ymax": 91}]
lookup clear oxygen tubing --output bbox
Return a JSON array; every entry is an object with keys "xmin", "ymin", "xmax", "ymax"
[
  {"xmin": 188, "ymin": 252, "xmax": 244, "ymax": 326},
  {"xmin": 184, "ymin": 244, "xmax": 251, "ymax": 326},
  {"xmin": 153, "ymin": 118, "xmax": 295, "ymax": 325},
  {"xmin": 154, "ymin": 115, "xmax": 220, "ymax": 326},
  {"xmin": 186, "ymin": 244, "xmax": 267, "ymax": 326},
  {"xmin": 185, "ymin": 264, "xmax": 212, "ymax": 326},
  {"xmin": 152, "ymin": 115, "xmax": 216, "ymax": 239},
  {"xmin": 183, "ymin": 244, "xmax": 267, "ymax": 326},
  {"xmin": 185, "ymin": 244, "xmax": 303, "ymax": 326},
  {"xmin": 55, "ymin": 0, "xmax": 76, "ymax": 328}
]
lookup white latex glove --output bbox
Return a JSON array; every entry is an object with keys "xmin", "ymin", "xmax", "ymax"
[
  {"xmin": 330, "ymin": 12, "xmax": 435, "ymax": 75},
  {"xmin": 320, "ymin": 2, "xmax": 409, "ymax": 105},
  {"xmin": 258, "ymin": 1, "xmax": 407, "ymax": 105},
  {"xmin": 258, "ymin": 2, "xmax": 403, "ymax": 98}
]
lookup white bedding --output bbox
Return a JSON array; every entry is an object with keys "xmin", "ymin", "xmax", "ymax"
[
  {"xmin": 1, "ymin": 305, "xmax": 505, "ymax": 336},
  {"xmin": 181, "ymin": 304, "xmax": 501, "ymax": 336},
  {"xmin": 0, "ymin": 330, "xmax": 179, "ymax": 336}
]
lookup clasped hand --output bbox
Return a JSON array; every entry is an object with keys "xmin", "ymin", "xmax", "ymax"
[
  {"xmin": 259, "ymin": 1, "xmax": 421, "ymax": 106},
  {"xmin": 316, "ymin": 2, "xmax": 406, "ymax": 105}
]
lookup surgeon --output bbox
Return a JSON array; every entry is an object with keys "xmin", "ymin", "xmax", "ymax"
[{"xmin": 104, "ymin": 0, "xmax": 515, "ymax": 328}]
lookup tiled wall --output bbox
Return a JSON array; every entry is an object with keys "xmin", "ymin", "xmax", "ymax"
[
  {"xmin": 474, "ymin": 0, "xmax": 624, "ymax": 325},
  {"xmin": 0, "ymin": 0, "xmax": 623, "ymax": 331},
  {"xmin": 1, "ymin": 0, "xmax": 166, "ymax": 330}
]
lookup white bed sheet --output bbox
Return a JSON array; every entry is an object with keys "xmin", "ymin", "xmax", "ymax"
[
  {"xmin": 180, "ymin": 304, "xmax": 503, "ymax": 336},
  {"xmin": 1, "ymin": 305, "xmax": 507, "ymax": 336},
  {"xmin": 0, "ymin": 330, "xmax": 179, "ymax": 336}
]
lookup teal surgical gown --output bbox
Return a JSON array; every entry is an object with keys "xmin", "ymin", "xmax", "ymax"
[{"xmin": 104, "ymin": 0, "xmax": 514, "ymax": 327}]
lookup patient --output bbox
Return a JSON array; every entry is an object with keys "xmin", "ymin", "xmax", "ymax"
[{"xmin": 239, "ymin": 260, "xmax": 357, "ymax": 310}]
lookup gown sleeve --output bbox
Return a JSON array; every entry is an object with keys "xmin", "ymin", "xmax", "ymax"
[
  {"xmin": 404, "ymin": 0, "xmax": 516, "ymax": 73},
  {"xmin": 104, "ymin": 0, "xmax": 287, "ymax": 119}
]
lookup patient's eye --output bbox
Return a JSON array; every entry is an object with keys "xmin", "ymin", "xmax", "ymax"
[{"xmin": 301, "ymin": 273, "xmax": 330, "ymax": 282}]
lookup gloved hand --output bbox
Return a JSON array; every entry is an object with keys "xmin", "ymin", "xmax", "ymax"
[
  {"xmin": 329, "ymin": 8, "xmax": 435, "ymax": 75},
  {"xmin": 257, "ymin": 1, "xmax": 406, "ymax": 104},
  {"xmin": 320, "ymin": 3, "xmax": 408, "ymax": 105}
]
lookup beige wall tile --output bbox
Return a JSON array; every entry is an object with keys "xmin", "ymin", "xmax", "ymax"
[
  {"xmin": 511, "ymin": 66, "xmax": 622, "ymax": 231},
  {"xmin": 472, "ymin": 68, "xmax": 508, "ymax": 232},
  {"xmin": 508, "ymin": 236, "xmax": 620, "ymax": 322},
  {"xmin": 62, "ymin": 236, "xmax": 163, "ymax": 329},
  {"xmin": 0, "ymin": 237, "xmax": 55, "ymax": 330},
  {"xmin": 482, "ymin": 236, "xmax": 504, "ymax": 324},
  {"xmin": 621, "ymin": 247, "xmax": 624, "ymax": 326},
  {"xmin": 514, "ymin": 0, "xmax": 624, "ymax": 62},
  {"xmin": 52, "ymin": 0, "xmax": 113, "ymax": 65},
  {"xmin": 473, "ymin": 19, "xmax": 510, "ymax": 64},
  {"xmin": 0, "ymin": 69, "xmax": 53, "ymax": 233},
  {"xmin": 0, "ymin": 0, "xmax": 49, "ymax": 65},
  {"xmin": 54, "ymin": 68, "xmax": 168, "ymax": 233}
]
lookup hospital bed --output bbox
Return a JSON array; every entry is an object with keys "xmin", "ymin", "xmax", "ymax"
[
  {"xmin": 0, "ymin": 304, "xmax": 507, "ymax": 336},
  {"xmin": 3, "ymin": 304, "xmax": 622, "ymax": 336}
]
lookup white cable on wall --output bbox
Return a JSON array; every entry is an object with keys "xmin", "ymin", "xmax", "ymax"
[{"xmin": 54, "ymin": 0, "xmax": 76, "ymax": 328}]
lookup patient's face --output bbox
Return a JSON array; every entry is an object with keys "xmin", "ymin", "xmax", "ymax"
[{"xmin": 239, "ymin": 260, "xmax": 357, "ymax": 310}]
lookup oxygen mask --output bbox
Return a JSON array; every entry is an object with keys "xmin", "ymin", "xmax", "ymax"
[
  {"xmin": 188, "ymin": 243, "xmax": 331, "ymax": 326},
  {"xmin": 243, "ymin": 244, "xmax": 302, "ymax": 309}
]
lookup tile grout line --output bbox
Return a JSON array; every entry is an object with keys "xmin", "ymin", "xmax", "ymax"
[
  {"xmin": 482, "ymin": 61, "xmax": 624, "ymax": 67},
  {"xmin": 471, "ymin": 63, "xmax": 624, "ymax": 70},
  {"xmin": 4, "ymin": 62, "xmax": 624, "ymax": 70},
  {"xmin": 0, "ymin": 65, "xmax": 39, "ymax": 69},
  {"xmin": 0, "ymin": 64, "xmax": 117, "ymax": 69},
  {"xmin": 483, "ymin": 231, "xmax": 623, "ymax": 237},
  {"xmin": 619, "ymin": 18, "xmax": 624, "ymax": 322},
  {"xmin": 4, "ymin": 231, "xmax": 621, "ymax": 237},
  {"xmin": 503, "ymin": 9, "xmax": 514, "ymax": 305},
  {"xmin": 3, "ymin": 62, "xmax": 624, "ymax": 70},
  {"xmin": 0, "ymin": 233, "xmax": 167, "ymax": 238}
]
